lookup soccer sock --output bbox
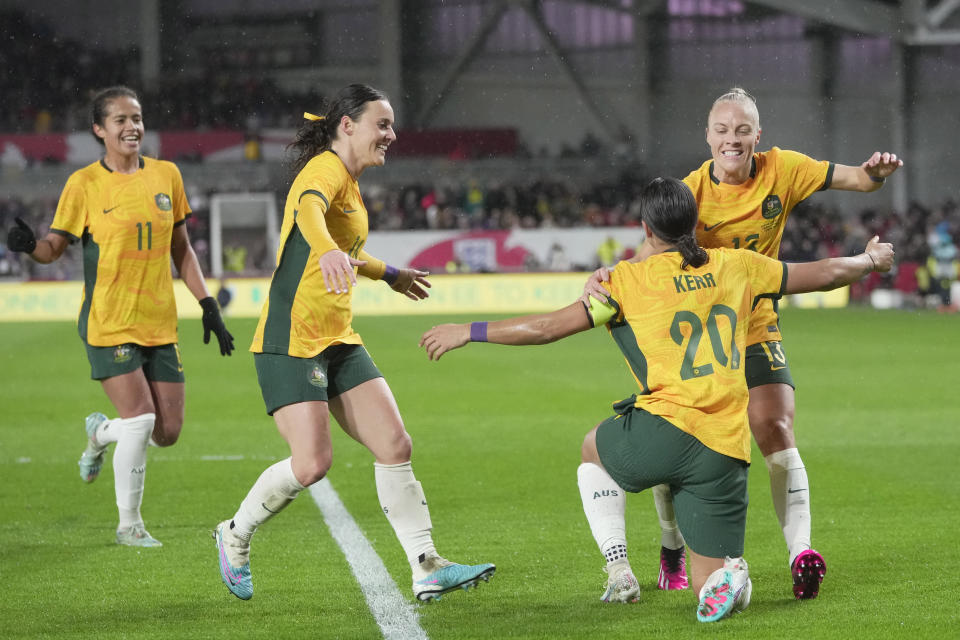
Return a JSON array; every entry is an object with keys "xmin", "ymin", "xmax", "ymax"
[
  {"xmin": 374, "ymin": 462, "xmax": 437, "ymax": 575},
  {"xmin": 95, "ymin": 418, "xmax": 120, "ymax": 446},
  {"xmin": 651, "ymin": 483, "xmax": 686, "ymax": 550},
  {"xmin": 112, "ymin": 413, "xmax": 155, "ymax": 529},
  {"xmin": 577, "ymin": 463, "xmax": 627, "ymax": 564},
  {"xmin": 231, "ymin": 457, "xmax": 304, "ymax": 541},
  {"xmin": 765, "ymin": 447, "xmax": 811, "ymax": 566}
]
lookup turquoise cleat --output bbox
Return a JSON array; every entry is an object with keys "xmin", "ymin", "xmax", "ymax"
[
  {"xmin": 697, "ymin": 557, "xmax": 752, "ymax": 623},
  {"xmin": 116, "ymin": 523, "xmax": 163, "ymax": 547},
  {"xmin": 413, "ymin": 558, "xmax": 496, "ymax": 602},
  {"xmin": 78, "ymin": 412, "xmax": 109, "ymax": 483},
  {"xmin": 214, "ymin": 521, "xmax": 253, "ymax": 600}
]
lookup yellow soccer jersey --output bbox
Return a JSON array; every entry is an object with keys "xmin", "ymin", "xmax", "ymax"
[
  {"xmin": 252, "ymin": 151, "xmax": 385, "ymax": 357},
  {"xmin": 590, "ymin": 249, "xmax": 787, "ymax": 462},
  {"xmin": 683, "ymin": 147, "xmax": 832, "ymax": 346},
  {"xmin": 49, "ymin": 157, "xmax": 190, "ymax": 347}
]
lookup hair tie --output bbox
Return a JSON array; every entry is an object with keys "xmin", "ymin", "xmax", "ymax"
[{"xmin": 303, "ymin": 112, "xmax": 326, "ymax": 121}]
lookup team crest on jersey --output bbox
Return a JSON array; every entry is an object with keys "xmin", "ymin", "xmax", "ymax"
[
  {"xmin": 154, "ymin": 193, "xmax": 173, "ymax": 211},
  {"xmin": 761, "ymin": 195, "xmax": 783, "ymax": 219},
  {"xmin": 113, "ymin": 345, "xmax": 133, "ymax": 363},
  {"xmin": 308, "ymin": 365, "xmax": 328, "ymax": 388}
]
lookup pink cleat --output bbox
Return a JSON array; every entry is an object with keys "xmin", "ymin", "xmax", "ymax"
[
  {"xmin": 791, "ymin": 549, "xmax": 826, "ymax": 599},
  {"xmin": 658, "ymin": 546, "xmax": 689, "ymax": 590}
]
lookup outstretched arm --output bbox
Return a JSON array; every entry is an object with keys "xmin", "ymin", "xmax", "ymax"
[
  {"xmin": 419, "ymin": 301, "xmax": 592, "ymax": 361},
  {"xmin": 786, "ymin": 235, "xmax": 893, "ymax": 294},
  {"xmin": 830, "ymin": 151, "xmax": 903, "ymax": 192},
  {"xmin": 356, "ymin": 248, "xmax": 431, "ymax": 301}
]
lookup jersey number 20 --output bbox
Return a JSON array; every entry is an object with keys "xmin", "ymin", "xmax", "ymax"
[{"xmin": 669, "ymin": 304, "xmax": 740, "ymax": 380}]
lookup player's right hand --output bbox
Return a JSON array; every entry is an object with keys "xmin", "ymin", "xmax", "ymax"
[
  {"xmin": 318, "ymin": 249, "xmax": 366, "ymax": 294},
  {"xmin": 6, "ymin": 217, "xmax": 37, "ymax": 253},
  {"xmin": 580, "ymin": 267, "xmax": 613, "ymax": 305},
  {"xmin": 419, "ymin": 323, "xmax": 470, "ymax": 361},
  {"xmin": 865, "ymin": 235, "xmax": 894, "ymax": 272}
]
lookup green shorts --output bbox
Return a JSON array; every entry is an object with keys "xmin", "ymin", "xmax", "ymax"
[
  {"xmin": 745, "ymin": 340, "xmax": 795, "ymax": 389},
  {"xmin": 84, "ymin": 341, "xmax": 185, "ymax": 382},
  {"xmin": 595, "ymin": 397, "xmax": 749, "ymax": 558},
  {"xmin": 254, "ymin": 344, "xmax": 383, "ymax": 415}
]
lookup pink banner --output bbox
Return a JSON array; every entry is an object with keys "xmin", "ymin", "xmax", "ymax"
[{"xmin": 0, "ymin": 129, "xmax": 518, "ymax": 164}]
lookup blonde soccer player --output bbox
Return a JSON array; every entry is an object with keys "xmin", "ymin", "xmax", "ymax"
[{"xmin": 584, "ymin": 88, "xmax": 903, "ymax": 599}]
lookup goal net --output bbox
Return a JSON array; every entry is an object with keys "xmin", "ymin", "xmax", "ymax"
[{"xmin": 208, "ymin": 192, "xmax": 280, "ymax": 278}]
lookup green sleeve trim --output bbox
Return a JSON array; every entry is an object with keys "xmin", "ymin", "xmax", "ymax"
[
  {"xmin": 751, "ymin": 262, "xmax": 788, "ymax": 311},
  {"xmin": 173, "ymin": 212, "xmax": 191, "ymax": 228},
  {"xmin": 299, "ymin": 189, "xmax": 329, "ymax": 207},
  {"xmin": 819, "ymin": 162, "xmax": 835, "ymax": 191},
  {"xmin": 50, "ymin": 228, "xmax": 80, "ymax": 244}
]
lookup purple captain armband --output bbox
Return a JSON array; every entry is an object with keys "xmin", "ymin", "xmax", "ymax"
[
  {"xmin": 382, "ymin": 264, "xmax": 399, "ymax": 285},
  {"xmin": 469, "ymin": 321, "xmax": 488, "ymax": 343}
]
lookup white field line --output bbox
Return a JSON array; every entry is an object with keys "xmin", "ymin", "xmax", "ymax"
[{"xmin": 309, "ymin": 478, "xmax": 429, "ymax": 640}]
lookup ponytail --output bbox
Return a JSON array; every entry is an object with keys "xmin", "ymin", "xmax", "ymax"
[
  {"xmin": 287, "ymin": 117, "xmax": 333, "ymax": 176},
  {"xmin": 639, "ymin": 177, "xmax": 709, "ymax": 270},
  {"xmin": 675, "ymin": 235, "xmax": 709, "ymax": 269}
]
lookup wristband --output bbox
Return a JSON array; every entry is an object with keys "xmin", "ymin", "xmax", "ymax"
[
  {"xmin": 869, "ymin": 175, "xmax": 885, "ymax": 183},
  {"xmin": 469, "ymin": 321, "xmax": 488, "ymax": 343},
  {"xmin": 383, "ymin": 264, "xmax": 399, "ymax": 285},
  {"xmin": 867, "ymin": 253, "xmax": 877, "ymax": 270}
]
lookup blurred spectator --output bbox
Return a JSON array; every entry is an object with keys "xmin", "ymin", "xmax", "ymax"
[
  {"xmin": 596, "ymin": 235, "xmax": 623, "ymax": 268},
  {"xmin": 917, "ymin": 221, "xmax": 959, "ymax": 312}
]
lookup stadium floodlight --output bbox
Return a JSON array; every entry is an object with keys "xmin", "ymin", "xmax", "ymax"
[{"xmin": 209, "ymin": 192, "xmax": 279, "ymax": 278}]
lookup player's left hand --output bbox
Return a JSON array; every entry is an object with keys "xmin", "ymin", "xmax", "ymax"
[
  {"xmin": 419, "ymin": 323, "xmax": 469, "ymax": 361},
  {"xmin": 580, "ymin": 266, "xmax": 612, "ymax": 305},
  {"xmin": 199, "ymin": 296, "xmax": 235, "ymax": 356},
  {"xmin": 861, "ymin": 151, "xmax": 903, "ymax": 180},
  {"xmin": 6, "ymin": 217, "xmax": 37, "ymax": 253},
  {"xmin": 391, "ymin": 268, "xmax": 431, "ymax": 301}
]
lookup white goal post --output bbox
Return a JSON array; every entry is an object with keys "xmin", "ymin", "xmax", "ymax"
[{"xmin": 208, "ymin": 192, "xmax": 280, "ymax": 278}]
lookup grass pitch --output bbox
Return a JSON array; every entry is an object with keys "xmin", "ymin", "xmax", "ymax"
[{"xmin": 0, "ymin": 308, "xmax": 957, "ymax": 639}]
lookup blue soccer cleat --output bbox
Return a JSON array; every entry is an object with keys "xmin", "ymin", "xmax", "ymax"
[
  {"xmin": 116, "ymin": 523, "xmax": 163, "ymax": 547},
  {"xmin": 413, "ymin": 556, "xmax": 496, "ymax": 602},
  {"xmin": 697, "ymin": 557, "xmax": 752, "ymax": 623},
  {"xmin": 214, "ymin": 520, "xmax": 253, "ymax": 600},
  {"xmin": 78, "ymin": 412, "xmax": 109, "ymax": 483}
]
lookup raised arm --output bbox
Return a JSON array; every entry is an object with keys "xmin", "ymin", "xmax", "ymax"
[
  {"xmin": 830, "ymin": 151, "xmax": 903, "ymax": 192},
  {"xmin": 419, "ymin": 301, "xmax": 593, "ymax": 361},
  {"xmin": 786, "ymin": 235, "xmax": 893, "ymax": 294}
]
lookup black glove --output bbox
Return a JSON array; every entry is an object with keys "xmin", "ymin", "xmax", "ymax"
[
  {"xmin": 7, "ymin": 217, "xmax": 37, "ymax": 253},
  {"xmin": 200, "ymin": 296, "xmax": 234, "ymax": 356}
]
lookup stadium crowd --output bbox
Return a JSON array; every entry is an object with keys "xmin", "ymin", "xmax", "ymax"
[
  {"xmin": 0, "ymin": 9, "xmax": 316, "ymax": 135},
  {"xmin": 3, "ymin": 183, "xmax": 957, "ymax": 309}
]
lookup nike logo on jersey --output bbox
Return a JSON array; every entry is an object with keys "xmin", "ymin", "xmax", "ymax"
[
  {"xmin": 344, "ymin": 208, "xmax": 358, "ymax": 214},
  {"xmin": 703, "ymin": 221, "xmax": 723, "ymax": 231},
  {"xmin": 787, "ymin": 488, "xmax": 807, "ymax": 493},
  {"xmin": 770, "ymin": 365, "xmax": 787, "ymax": 371},
  {"xmin": 103, "ymin": 206, "xmax": 119, "ymax": 214}
]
